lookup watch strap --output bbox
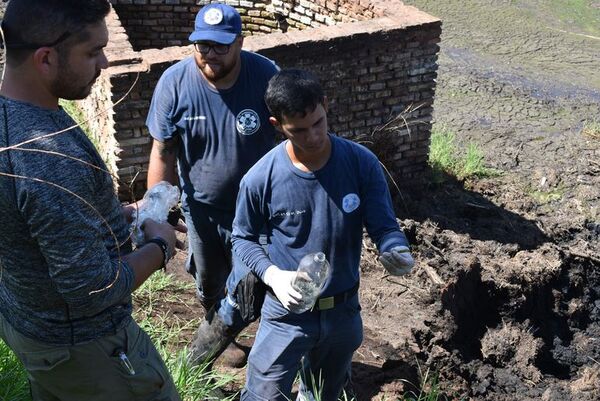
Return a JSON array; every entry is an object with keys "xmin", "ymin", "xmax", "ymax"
[{"xmin": 146, "ymin": 237, "xmax": 170, "ymax": 270}]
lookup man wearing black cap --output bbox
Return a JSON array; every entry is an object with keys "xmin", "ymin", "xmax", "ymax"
[{"xmin": 146, "ymin": 2, "xmax": 278, "ymax": 367}]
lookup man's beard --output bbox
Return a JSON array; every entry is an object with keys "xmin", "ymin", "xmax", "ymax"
[
  {"xmin": 51, "ymin": 60, "xmax": 100, "ymax": 100},
  {"xmin": 199, "ymin": 58, "xmax": 236, "ymax": 82}
]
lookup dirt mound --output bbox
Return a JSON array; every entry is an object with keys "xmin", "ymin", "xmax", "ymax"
[{"xmin": 356, "ymin": 200, "xmax": 600, "ymax": 400}]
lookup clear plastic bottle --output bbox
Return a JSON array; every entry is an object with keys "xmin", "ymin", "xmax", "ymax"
[{"xmin": 289, "ymin": 252, "xmax": 330, "ymax": 314}]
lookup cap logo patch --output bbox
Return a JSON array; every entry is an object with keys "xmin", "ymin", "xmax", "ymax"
[{"xmin": 204, "ymin": 8, "xmax": 223, "ymax": 25}]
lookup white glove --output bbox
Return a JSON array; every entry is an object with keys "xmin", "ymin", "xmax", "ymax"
[
  {"xmin": 379, "ymin": 246, "xmax": 415, "ymax": 276},
  {"xmin": 263, "ymin": 265, "xmax": 302, "ymax": 310}
]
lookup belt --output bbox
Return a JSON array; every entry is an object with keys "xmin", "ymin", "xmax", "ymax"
[{"xmin": 267, "ymin": 282, "xmax": 359, "ymax": 311}]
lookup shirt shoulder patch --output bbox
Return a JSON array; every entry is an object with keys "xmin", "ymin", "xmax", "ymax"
[{"xmin": 342, "ymin": 193, "xmax": 360, "ymax": 213}]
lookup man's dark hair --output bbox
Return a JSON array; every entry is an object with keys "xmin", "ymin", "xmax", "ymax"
[
  {"xmin": 2, "ymin": 0, "xmax": 110, "ymax": 65},
  {"xmin": 265, "ymin": 69, "xmax": 325, "ymax": 122}
]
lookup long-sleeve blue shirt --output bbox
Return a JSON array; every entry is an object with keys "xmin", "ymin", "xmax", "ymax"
[
  {"xmin": 0, "ymin": 97, "xmax": 134, "ymax": 345},
  {"xmin": 232, "ymin": 134, "xmax": 409, "ymax": 296}
]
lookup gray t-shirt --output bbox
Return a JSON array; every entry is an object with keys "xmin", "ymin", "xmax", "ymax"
[
  {"xmin": 146, "ymin": 51, "xmax": 278, "ymax": 211},
  {"xmin": 0, "ymin": 97, "xmax": 134, "ymax": 345}
]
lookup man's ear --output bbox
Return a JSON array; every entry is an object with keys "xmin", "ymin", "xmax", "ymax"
[
  {"xmin": 269, "ymin": 116, "xmax": 282, "ymax": 131},
  {"xmin": 31, "ymin": 47, "xmax": 57, "ymax": 76}
]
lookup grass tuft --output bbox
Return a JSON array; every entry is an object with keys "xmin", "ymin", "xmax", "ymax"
[
  {"xmin": 401, "ymin": 367, "xmax": 445, "ymax": 401},
  {"xmin": 582, "ymin": 119, "xmax": 600, "ymax": 140},
  {"xmin": 528, "ymin": 187, "xmax": 565, "ymax": 204},
  {"xmin": 0, "ymin": 339, "xmax": 31, "ymax": 401},
  {"xmin": 428, "ymin": 125, "xmax": 500, "ymax": 182}
]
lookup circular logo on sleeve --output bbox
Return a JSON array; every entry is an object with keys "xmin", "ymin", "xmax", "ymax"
[
  {"xmin": 204, "ymin": 8, "xmax": 223, "ymax": 25},
  {"xmin": 342, "ymin": 193, "xmax": 360, "ymax": 213},
  {"xmin": 236, "ymin": 109, "xmax": 261, "ymax": 135}
]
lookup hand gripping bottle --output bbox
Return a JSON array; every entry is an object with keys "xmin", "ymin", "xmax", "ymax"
[{"xmin": 289, "ymin": 252, "xmax": 330, "ymax": 314}]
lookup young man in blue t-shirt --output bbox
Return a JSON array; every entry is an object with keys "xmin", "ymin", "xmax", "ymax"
[
  {"xmin": 232, "ymin": 69, "xmax": 415, "ymax": 401},
  {"xmin": 146, "ymin": 3, "xmax": 278, "ymax": 367}
]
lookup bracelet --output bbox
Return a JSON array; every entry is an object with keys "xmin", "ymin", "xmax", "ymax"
[{"xmin": 146, "ymin": 237, "xmax": 171, "ymax": 271}]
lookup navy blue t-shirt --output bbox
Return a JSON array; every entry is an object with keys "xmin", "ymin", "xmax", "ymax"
[
  {"xmin": 232, "ymin": 134, "xmax": 409, "ymax": 296},
  {"xmin": 146, "ymin": 51, "xmax": 278, "ymax": 211}
]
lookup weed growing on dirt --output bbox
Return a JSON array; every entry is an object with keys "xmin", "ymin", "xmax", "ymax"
[
  {"xmin": 428, "ymin": 125, "xmax": 457, "ymax": 176},
  {"xmin": 428, "ymin": 125, "xmax": 499, "ymax": 182},
  {"xmin": 0, "ymin": 339, "xmax": 30, "ymax": 401},
  {"xmin": 133, "ymin": 269, "xmax": 195, "ymax": 314},
  {"xmin": 582, "ymin": 119, "xmax": 600, "ymax": 140},
  {"xmin": 461, "ymin": 143, "xmax": 488, "ymax": 179},
  {"xmin": 134, "ymin": 272, "xmax": 236, "ymax": 400},
  {"xmin": 159, "ymin": 343, "xmax": 235, "ymax": 401},
  {"xmin": 401, "ymin": 368, "xmax": 444, "ymax": 401},
  {"xmin": 528, "ymin": 186, "xmax": 566, "ymax": 204},
  {"xmin": 287, "ymin": 367, "xmax": 355, "ymax": 401}
]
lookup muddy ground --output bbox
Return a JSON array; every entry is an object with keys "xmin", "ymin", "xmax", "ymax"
[{"xmin": 2, "ymin": 1, "xmax": 599, "ymax": 400}]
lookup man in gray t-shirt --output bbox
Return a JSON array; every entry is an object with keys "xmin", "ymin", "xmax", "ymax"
[
  {"xmin": 0, "ymin": 1, "xmax": 182, "ymax": 400},
  {"xmin": 146, "ymin": 3, "xmax": 278, "ymax": 367}
]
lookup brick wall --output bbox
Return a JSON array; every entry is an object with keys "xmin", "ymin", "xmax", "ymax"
[
  {"xmin": 110, "ymin": 0, "xmax": 200, "ymax": 50},
  {"xmin": 110, "ymin": 0, "xmax": 379, "ymax": 51},
  {"xmin": 80, "ymin": 1, "xmax": 440, "ymax": 201}
]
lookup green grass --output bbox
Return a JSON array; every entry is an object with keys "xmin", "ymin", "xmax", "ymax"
[
  {"xmin": 401, "ymin": 369, "xmax": 442, "ymax": 401},
  {"xmin": 134, "ymin": 271, "xmax": 237, "ymax": 401},
  {"xmin": 582, "ymin": 119, "xmax": 600, "ymax": 139},
  {"xmin": 533, "ymin": 0, "xmax": 600, "ymax": 36},
  {"xmin": 0, "ymin": 338, "xmax": 31, "ymax": 401},
  {"xmin": 400, "ymin": 367, "xmax": 465, "ymax": 401},
  {"xmin": 529, "ymin": 187, "xmax": 566, "ymax": 204},
  {"xmin": 428, "ymin": 125, "xmax": 499, "ymax": 182},
  {"xmin": 0, "ymin": 272, "xmax": 235, "ymax": 401}
]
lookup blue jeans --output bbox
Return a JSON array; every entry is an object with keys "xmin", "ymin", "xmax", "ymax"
[
  {"xmin": 241, "ymin": 293, "xmax": 363, "ymax": 401},
  {"xmin": 183, "ymin": 199, "xmax": 264, "ymax": 334}
]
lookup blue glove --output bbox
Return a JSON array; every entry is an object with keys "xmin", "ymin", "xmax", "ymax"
[{"xmin": 379, "ymin": 246, "xmax": 414, "ymax": 276}]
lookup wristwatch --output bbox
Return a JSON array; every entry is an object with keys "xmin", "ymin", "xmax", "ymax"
[{"xmin": 146, "ymin": 237, "xmax": 171, "ymax": 270}]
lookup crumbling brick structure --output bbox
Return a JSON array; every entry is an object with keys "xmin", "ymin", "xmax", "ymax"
[{"xmin": 77, "ymin": 0, "xmax": 441, "ymax": 200}]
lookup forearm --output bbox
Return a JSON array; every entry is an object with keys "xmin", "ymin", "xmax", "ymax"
[
  {"xmin": 232, "ymin": 236, "xmax": 273, "ymax": 279},
  {"xmin": 123, "ymin": 242, "xmax": 166, "ymax": 291},
  {"xmin": 147, "ymin": 138, "xmax": 179, "ymax": 187},
  {"xmin": 364, "ymin": 159, "xmax": 410, "ymax": 253}
]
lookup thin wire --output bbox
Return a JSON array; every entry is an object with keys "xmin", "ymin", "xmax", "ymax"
[{"xmin": 0, "ymin": 24, "xmax": 6, "ymax": 87}]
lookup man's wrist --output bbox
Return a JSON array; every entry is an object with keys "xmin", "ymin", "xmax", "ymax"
[
  {"xmin": 146, "ymin": 237, "xmax": 171, "ymax": 270},
  {"xmin": 263, "ymin": 265, "xmax": 279, "ymax": 286}
]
